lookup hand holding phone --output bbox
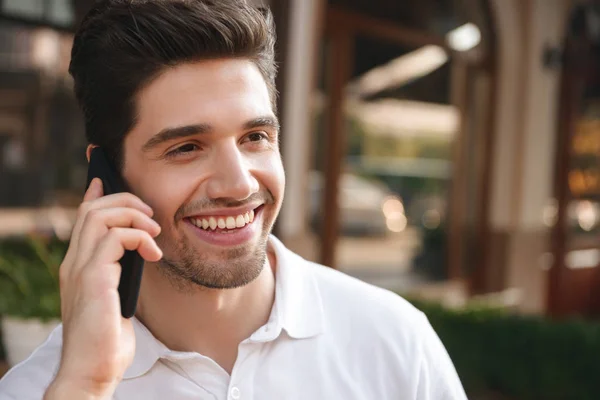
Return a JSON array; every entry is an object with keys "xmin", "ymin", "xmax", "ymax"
[
  {"xmin": 85, "ymin": 147, "xmax": 148, "ymax": 318},
  {"xmin": 46, "ymin": 149, "xmax": 162, "ymax": 399}
]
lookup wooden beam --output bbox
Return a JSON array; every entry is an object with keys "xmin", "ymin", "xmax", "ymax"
[
  {"xmin": 320, "ymin": 27, "xmax": 353, "ymax": 269},
  {"xmin": 548, "ymin": 39, "xmax": 580, "ymax": 317},
  {"xmin": 471, "ymin": 0, "xmax": 499, "ymax": 294},
  {"xmin": 447, "ymin": 58, "xmax": 469, "ymax": 281},
  {"xmin": 326, "ymin": 5, "xmax": 449, "ymax": 50}
]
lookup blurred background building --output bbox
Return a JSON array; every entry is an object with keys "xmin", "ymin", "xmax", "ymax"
[{"xmin": 0, "ymin": 0, "xmax": 599, "ymax": 320}]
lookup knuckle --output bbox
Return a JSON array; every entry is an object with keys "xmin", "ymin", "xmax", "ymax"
[
  {"xmin": 86, "ymin": 209, "xmax": 103, "ymax": 224},
  {"xmin": 106, "ymin": 227, "xmax": 124, "ymax": 242},
  {"xmin": 127, "ymin": 208, "xmax": 142, "ymax": 219},
  {"xmin": 141, "ymin": 231, "xmax": 153, "ymax": 243},
  {"xmin": 77, "ymin": 201, "xmax": 92, "ymax": 218}
]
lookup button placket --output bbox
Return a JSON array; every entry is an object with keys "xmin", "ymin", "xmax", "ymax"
[
  {"xmin": 229, "ymin": 386, "xmax": 241, "ymax": 399},
  {"xmin": 228, "ymin": 339, "xmax": 265, "ymax": 400}
]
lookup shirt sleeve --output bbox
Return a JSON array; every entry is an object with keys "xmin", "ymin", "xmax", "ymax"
[
  {"xmin": 0, "ymin": 327, "xmax": 62, "ymax": 400},
  {"xmin": 0, "ymin": 361, "xmax": 55, "ymax": 400},
  {"xmin": 414, "ymin": 312, "xmax": 468, "ymax": 400}
]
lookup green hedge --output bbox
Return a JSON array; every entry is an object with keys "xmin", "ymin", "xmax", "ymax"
[
  {"xmin": 0, "ymin": 236, "xmax": 67, "ymax": 362},
  {"xmin": 0, "ymin": 236, "xmax": 67, "ymax": 321},
  {"xmin": 410, "ymin": 299, "xmax": 600, "ymax": 400}
]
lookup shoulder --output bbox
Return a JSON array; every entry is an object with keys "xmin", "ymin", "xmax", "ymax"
[
  {"xmin": 304, "ymin": 258, "xmax": 424, "ymax": 325},
  {"xmin": 0, "ymin": 324, "xmax": 63, "ymax": 400},
  {"xmin": 297, "ymin": 256, "xmax": 430, "ymax": 351},
  {"xmin": 271, "ymin": 236, "xmax": 425, "ymax": 333},
  {"xmin": 298, "ymin": 259, "xmax": 467, "ymax": 398}
]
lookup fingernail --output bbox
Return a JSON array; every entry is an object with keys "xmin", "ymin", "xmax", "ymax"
[
  {"xmin": 86, "ymin": 178, "xmax": 99, "ymax": 194},
  {"xmin": 86, "ymin": 178, "xmax": 96, "ymax": 191},
  {"xmin": 93, "ymin": 178, "xmax": 103, "ymax": 194}
]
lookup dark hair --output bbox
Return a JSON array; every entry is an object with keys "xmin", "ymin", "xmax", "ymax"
[{"xmin": 69, "ymin": 0, "xmax": 277, "ymax": 170}]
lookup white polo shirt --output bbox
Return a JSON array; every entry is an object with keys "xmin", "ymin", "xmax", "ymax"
[{"xmin": 0, "ymin": 236, "xmax": 467, "ymax": 399}]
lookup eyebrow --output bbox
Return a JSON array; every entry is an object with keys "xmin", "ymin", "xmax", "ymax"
[
  {"xmin": 141, "ymin": 115, "xmax": 280, "ymax": 152},
  {"xmin": 243, "ymin": 116, "xmax": 280, "ymax": 132}
]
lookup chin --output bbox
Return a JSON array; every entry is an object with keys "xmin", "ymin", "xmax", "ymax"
[
  {"xmin": 152, "ymin": 218, "xmax": 272, "ymax": 289},
  {"xmin": 158, "ymin": 236, "xmax": 269, "ymax": 290}
]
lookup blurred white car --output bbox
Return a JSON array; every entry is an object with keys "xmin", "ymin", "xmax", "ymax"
[{"xmin": 307, "ymin": 170, "xmax": 406, "ymax": 236}]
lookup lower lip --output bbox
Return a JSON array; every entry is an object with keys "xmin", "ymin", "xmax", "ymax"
[{"xmin": 184, "ymin": 207, "xmax": 263, "ymax": 247}]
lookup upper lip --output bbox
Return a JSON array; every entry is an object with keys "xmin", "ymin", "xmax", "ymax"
[{"xmin": 186, "ymin": 203, "xmax": 263, "ymax": 219}]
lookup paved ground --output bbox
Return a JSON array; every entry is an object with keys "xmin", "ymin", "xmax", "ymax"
[{"xmin": 337, "ymin": 229, "xmax": 421, "ymax": 271}]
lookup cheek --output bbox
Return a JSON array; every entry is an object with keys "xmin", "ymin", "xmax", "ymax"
[
  {"xmin": 122, "ymin": 137, "xmax": 200, "ymax": 224},
  {"xmin": 256, "ymin": 154, "xmax": 285, "ymax": 201},
  {"xmin": 131, "ymin": 167, "xmax": 198, "ymax": 223}
]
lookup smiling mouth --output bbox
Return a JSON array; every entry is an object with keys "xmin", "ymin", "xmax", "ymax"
[{"xmin": 185, "ymin": 205, "xmax": 264, "ymax": 233}]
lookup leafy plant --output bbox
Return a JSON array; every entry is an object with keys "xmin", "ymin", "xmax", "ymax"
[
  {"xmin": 0, "ymin": 236, "xmax": 68, "ymax": 321},
  {"xmin": 407, "ymin": 297, "xmax": 600, "ymax": 399}
]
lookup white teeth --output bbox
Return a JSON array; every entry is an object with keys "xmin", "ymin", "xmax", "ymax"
[
  {"xmin": 236, "ymin": 215, "xmax": 245, "ymax": 228},
  {"xmin": 226, "ymin": 216, "xmax": 236, "ymax": 229},
  {"xmin": 193, "ymin": 210, "xmax": 257, "ymax": 231}
]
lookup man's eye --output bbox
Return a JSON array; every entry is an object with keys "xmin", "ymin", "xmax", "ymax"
[
  {"xmin": 247, "ymin": 132, "xmax": 268, "ymax": 142},
  {"xmin": 166, "ymin": 143, "xmax": 199, "ymax": 158}
]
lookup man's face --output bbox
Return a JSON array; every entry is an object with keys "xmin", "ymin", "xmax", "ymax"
[{"xmin": 121, "ymin": 59, "xmax": 284, "ymax": 290}]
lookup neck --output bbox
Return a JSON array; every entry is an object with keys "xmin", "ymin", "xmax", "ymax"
[{"xmin": 135, "ymin": 248, "xmax": 276, "ymax": 373}]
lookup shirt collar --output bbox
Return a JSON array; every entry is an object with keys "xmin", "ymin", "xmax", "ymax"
[
  {"xmin": 267, "ymin": 235, "xmax": 325, "ymax": 340},
  {"xmin": 123, "ymin": 235, "xmax": 325, "ymax": 380},
  {"xmin": 123, "ymin": 317, "xmax": 171, "ymax": 379}
]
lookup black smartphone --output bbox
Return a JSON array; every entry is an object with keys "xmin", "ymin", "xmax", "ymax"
[{"xmin": 85, "ymin": 147, "xmax": 145, "ymax": 319}]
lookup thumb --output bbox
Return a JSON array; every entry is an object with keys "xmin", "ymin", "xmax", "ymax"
[{"xmin": 83, "ymin": 178, "xmax": 104, "ymax": 202}]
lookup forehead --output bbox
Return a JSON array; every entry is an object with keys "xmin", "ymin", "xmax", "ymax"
[{"xmin": 132, "ymin": 59, "xmax": 273, "ymax": 137}]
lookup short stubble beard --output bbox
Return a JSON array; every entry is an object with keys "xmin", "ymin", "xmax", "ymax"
[
  {"xmin": 157, "ymin": 231, "xmax": 270, "ymax": 292},
  {"xmin": 153, "ymin": 193, "xmax": 276, "ymax": 292}
]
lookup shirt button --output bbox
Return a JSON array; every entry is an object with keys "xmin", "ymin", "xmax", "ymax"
[{"xmin": 230, "ymin": 386, "xmax": 241, "ymax": 399}]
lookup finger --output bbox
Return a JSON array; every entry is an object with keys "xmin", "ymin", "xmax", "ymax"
[
  {"xmin": 73, "ymin": 228, "xmax": 162, "ymax": 297},
  {"xmin": 93, "ymin": 227, "xmax": 162, "ymax": 267},
  {"xmin": 72, "ymin": 208, "xmax": 161, "ymax": 271},
  {"xmin": 69, "ymin": 192, "xmax": 154, "ymax": 256},
  {"xmin": 83, "ymin": 178, "xmax": 103, "ymax": 202},
  {"xmin": 83, "ymin": 207, "xmax": 161, "ymax": 238},
  {"xmin": 89, "ymin": 193, "xmax": 154, "ymax": 217},
  {"xmin": 66, "ymin": 177, "xmax": 102, "ymax": 262}
]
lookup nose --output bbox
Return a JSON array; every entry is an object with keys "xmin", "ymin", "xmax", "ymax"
[{"xmin": 205, "ymin": 141, "xmax": 259, "ymax": 201}]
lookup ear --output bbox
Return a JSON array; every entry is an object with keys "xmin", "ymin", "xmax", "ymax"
[{"xmin": 86, "ymin": 144, "xmax": 98, "ymax": 163}]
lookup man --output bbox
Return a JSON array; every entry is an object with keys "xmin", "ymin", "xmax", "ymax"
[{"xmin": 0, "ymin": 1, "xmax": 467, "ymax": 399}]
